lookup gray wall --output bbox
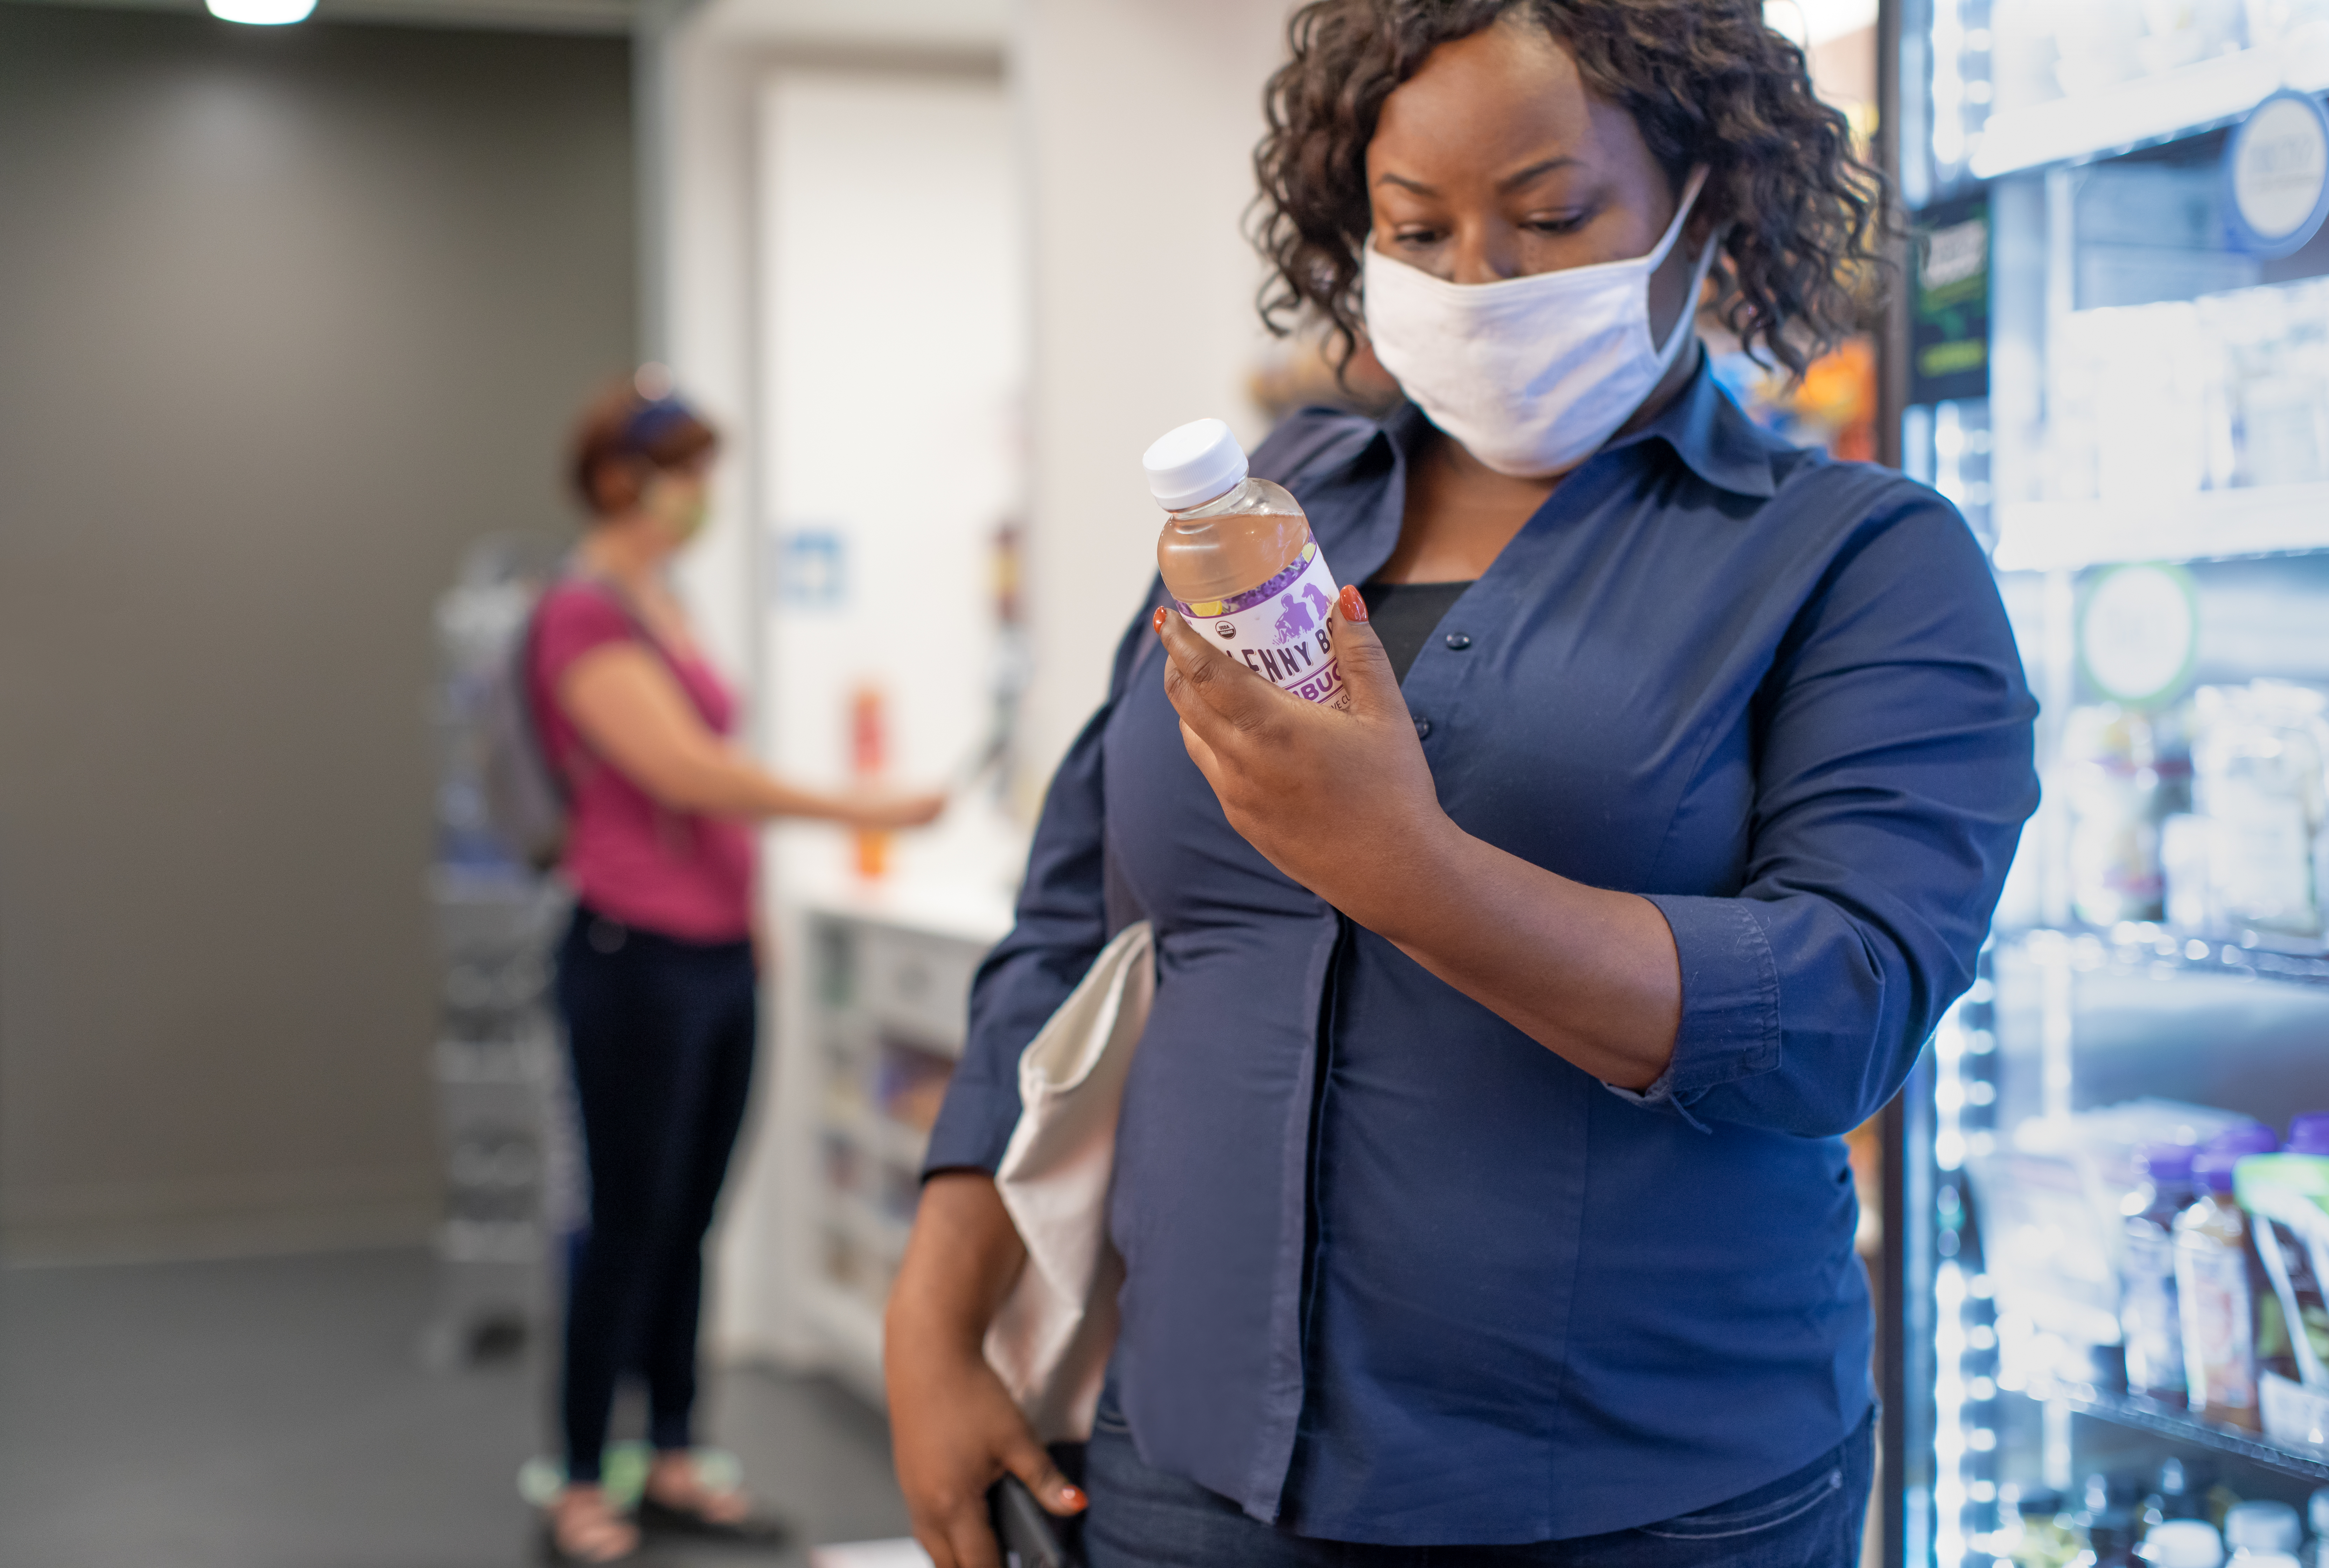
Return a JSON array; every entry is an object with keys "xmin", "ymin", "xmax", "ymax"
[{"xmin": 0, "ymin": 4, "xmax": 635, "ymax": 1260}]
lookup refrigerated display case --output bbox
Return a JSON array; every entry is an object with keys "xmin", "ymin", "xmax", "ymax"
[{"xmin": 1888, "ymin": 1, "xmax": 2329, "ymax": 1562}]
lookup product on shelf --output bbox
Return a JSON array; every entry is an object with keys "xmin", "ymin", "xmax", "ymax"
[
  {"xmin": 2199, "ymin": 278, "xmax": 2329, "ymax": 492},
  {"xmin": 2079, "ymin": 1471, "xmax": 2147, "ymax": 1567},
  {"xmin": 2045, "ymin": 278, "xmax": 2329, "ymax": 502},
  {"xmin": 2180, "ymin": 1129, "xmax": 2285, "ymax": 1428},
  {"xmin": 2226, "ymin": 1498, "xmax": 2304, "ymax": 1562},
  {"xmin": 1144, "ymin": 418, "xmax": 1351, "ymax": 711},
  {"xmin": 2007, "ymin": 1486, "xmax": 2083, "ymax": 1568},
  {"xmin": 2188, "ymin": 682, "xmax": 2329, "ymax": 946},
  {"xmin": 2149, "ymin": 1456, "xmax": 2222, "ymax": 1528},
  {"xmin": 874, "ymin": 1035, "xmax": 955, "ymax": 1134},
  {"xmin": 2065, "ymin": 705, "xmax": 2191, "ymax": 926},
  {"xmin": 2149, "ymin": 1518, "xmax": 2229, "ymax": 1568},
  {"xmin": 2234, "ymin": 1144, "xmax": 2329, "ymax": 1451},
  {"xmin": 1977, "ymin": 1102, "xmax": 2258, "ymax": 1384},
  {"xmin": 2128, "ymin": 1142, "xmax": 2203, "ymax": 1404}
]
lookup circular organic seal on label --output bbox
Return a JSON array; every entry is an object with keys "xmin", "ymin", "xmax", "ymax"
[
  {"xmin": 2225, "ymin": 90, "xmax": 2329, "ymax": 259},
  {"xmin": 1215, "ymin": 621, "xmax": 1236, "ymax": 639}
]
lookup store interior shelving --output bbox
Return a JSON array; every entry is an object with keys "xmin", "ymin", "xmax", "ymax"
[
  {"xmin": 2015, "ymin": 1378, "xmax": 2329, "ymax": 1484},
  {"xmin": 1993, "ymin": 483, "xmax": 2329, "ymax": 574},
  {"xmin": 1970, "ymin": 42, "xmax": 2329, "ymax": 179}
]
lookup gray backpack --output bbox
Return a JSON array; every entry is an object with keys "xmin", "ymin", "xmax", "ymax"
[
  {"xmin": 480, "ymin": 599, "xmax": 570, "ymax": 873},
  {"xmin": 479, "ymin": 570, "xmax": 646, "ymax": 872}
]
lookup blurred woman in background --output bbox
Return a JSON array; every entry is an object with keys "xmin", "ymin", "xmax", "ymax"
[{"xmin": 536, "ymin": 376, "xmax": 944, "ymax": 1563}]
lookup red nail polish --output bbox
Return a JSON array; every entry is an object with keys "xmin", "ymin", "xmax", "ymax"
[
  {"xmin": 1340, "ymin": 584, "xmax": 1369, "ymax": 623},
  {"xmin": 1152, "ymin": 607, "xmax": 1167, "ymax": 632}
]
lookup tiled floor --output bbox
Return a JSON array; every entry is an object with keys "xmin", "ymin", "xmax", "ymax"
[{"xmin": 0, "ymin": 1247, "xmax": 911, "ymax": 1567}]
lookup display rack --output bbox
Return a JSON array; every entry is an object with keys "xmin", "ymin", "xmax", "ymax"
[
  {"xmin": 2002, "ymin": 925, "xmax": 2329, "ymax": 989},
  {"xmin": 782, "ymin": 886, "xmax": 1012, "ymax": 1401},
  {"xmin": 2015, "ymin": 1379, "xmax": 2329, "ymax": 1484}
]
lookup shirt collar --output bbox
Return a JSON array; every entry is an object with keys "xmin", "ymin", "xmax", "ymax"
[{"xmin": 1377, "ymin": 346, "xmax": 1786, "ymax": 500}]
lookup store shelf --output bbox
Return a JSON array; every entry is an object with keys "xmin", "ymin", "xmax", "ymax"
[
  {"xmin": 2014, "ymin": 1379, "xmax": 2329, "ymax": 1483},
  {"xmin": 1968, "ymin": 46, "xmax": 2329, "ymax": 179},
  {"xmin": 2006, "ymin": 924, "xmax": 2329, "ymax": 989},
  {"xmin": 1991, "ymin": 483, "xmax": 2329, "ymax": 573}
]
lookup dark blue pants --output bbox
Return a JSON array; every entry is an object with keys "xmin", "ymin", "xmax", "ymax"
[
  {"xmin": 555, "ymin": 907, "xmax": 756, "ymax": 1484},
  {"xmin": 1081, "ymin": 1392, "xmax": 1875, "ymax": 1568}
]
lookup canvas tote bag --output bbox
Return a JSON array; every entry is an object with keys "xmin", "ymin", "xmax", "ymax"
[{"xmin": 983, "ymin": 920, "xmax": 1154, "ymax": 1443}]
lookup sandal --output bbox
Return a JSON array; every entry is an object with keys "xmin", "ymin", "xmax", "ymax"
[{"xmin": 539, "ymin": 1487, "xmax": 640, "ymax": 1564}]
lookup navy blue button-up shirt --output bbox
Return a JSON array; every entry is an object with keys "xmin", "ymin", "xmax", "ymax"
[{"xmin": 926, "ymin": 358, "xmax": 2038, "ymax": 1545}]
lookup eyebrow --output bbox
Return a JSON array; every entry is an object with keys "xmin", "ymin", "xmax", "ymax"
[{"xmin": 1372, "ymin": 156, "xmax": 1582, "ymax": 197}]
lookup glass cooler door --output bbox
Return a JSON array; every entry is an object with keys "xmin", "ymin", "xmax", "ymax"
[{"xmin": 1888, "ymin": 0, "xmax": 2329, "ymax": 1562}]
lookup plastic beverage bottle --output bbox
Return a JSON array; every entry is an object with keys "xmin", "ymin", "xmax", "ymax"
[
  {"xmin": 2146, "ymin": 1519, "xmax": 2228, "ymax": 1568},
  {"xmin": 2009, "ymin": 1488, "xmax": 2082, "ymax": 1568},
  {"xmin": 2127, "ymin": 1143, "xmax": 2200, "ymax": 1405},
  {"xmin": 1142, "ymin": 418, "xmax": 1351, "ymax": 711},
  {"xmin": 2078, "ymin": 1472, "xmax": 2145, "ymax": 1567},
  {"xmin": 2226, "ymin": 1500, "xmax": 2304, "ymax": 1565},
  {"xmin": 2305, "ymin": 1488, "xmax": 2329, "ymax": 1567},
  {"xmin": 2148, "ymin": 1456, "xmax": 2218, "ymax": 1529},
  {"xmin": 2180, "ymin": 1136, "xmax": 2276, "ymax": 1429}
]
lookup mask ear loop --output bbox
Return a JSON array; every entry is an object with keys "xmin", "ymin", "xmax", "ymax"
[{"xmin": 1648, "ymin": 166, "xmax": 1722, "ymax": 370}]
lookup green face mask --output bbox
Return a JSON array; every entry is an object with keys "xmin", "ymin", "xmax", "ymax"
[{"xmin": 644, "ymin": 474, "xmax": 709, "ymax": 544}]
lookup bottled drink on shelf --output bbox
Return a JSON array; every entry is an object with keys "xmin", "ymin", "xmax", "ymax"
[
  {"xmin": 2127, "ymin": 1142, "xmax": 2200, "ymax": 1405},
  {"xmin": 2007, "ymin": 1487, "xmax": 2081, "ymax": 1568},
  {"xmin": 2077, "ymin": 1472, "xmax": 2145, "ymax": 1567},
  {"xmin": 2146, "ymin": 1455, "xmax": 2218, "ymax": 1529},
  {"xmin": 1142, "ymin": 418, "xmax": 1351, "ymax": 712},
  {"xmin": 2146, "ymin": 1519, "xmax": 2227, "ymax": 1568},
  {"xmin": 2179, "ymin": 1129, "xmax": 2281, "ymax": 1429},
  {"xmin": 2225, "ymin": 1499, "xmax": 2303, "ymax": 1564}
]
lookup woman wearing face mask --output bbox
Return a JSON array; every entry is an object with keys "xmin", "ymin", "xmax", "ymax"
[
  {"xmin": 889, "ymin": 5, "xmax": 2037, "ymax": 1566},
  {"xmin": 539, "ymin": 378, "xmax": 944, "ymax": 1563}
]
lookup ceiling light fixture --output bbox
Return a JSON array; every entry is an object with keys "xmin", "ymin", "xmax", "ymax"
[{"xmin": 207, "ymin": 0, "xmax": 318, "ymax": 23}]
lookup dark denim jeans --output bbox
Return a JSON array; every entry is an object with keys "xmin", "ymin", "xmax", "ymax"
[{"xmin": 1078, "ymin": 1395, "xmax": 1874, "ymax": 1568}]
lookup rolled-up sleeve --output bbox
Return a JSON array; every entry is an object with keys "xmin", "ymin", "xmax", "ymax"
[
  {"xmin": 922, "ymin": 601, "xmax": 1157, "ymax": 1177},
  {"xmin": 1630, "ymin": 492, "xmax": 2038, "ymax": 1138}
]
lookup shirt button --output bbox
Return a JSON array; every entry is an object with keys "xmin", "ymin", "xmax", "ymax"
[
  {"xmin": 1444, "ymin": 632, "xmax": 1472, "ymax": 650},
  {"xmin": 1414, "ymin": 717, "xmax": 1433, "ymax": 740}
]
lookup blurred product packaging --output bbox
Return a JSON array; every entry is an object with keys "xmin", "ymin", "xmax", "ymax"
[
  {"xmin": 1969, "ymin": 1100, "xmax": 2259, "ymax": 1387},
  {"xmin": 2048, "ymin": 279, "xmax": 2329, "ymax": 504},
  {"xmin": 2064, "ymin": 702, "xmax": 2192, "ymax": 926}
]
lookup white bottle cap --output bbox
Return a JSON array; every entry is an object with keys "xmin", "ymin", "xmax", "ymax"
[
  {"xmin": 2225, "ymin": 1500, "xmax": 2302, "ymax": 1552},
  {"xmin": 1142, "ymin": 418, "xmax": 1248, "ymax": 511},
  {"xmin": 2141, "ymin": 1519, "xmax": 2223, "ymax": 1568}
]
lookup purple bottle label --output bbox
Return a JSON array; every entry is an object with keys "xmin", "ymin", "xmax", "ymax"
[{"xmin": 1174, "ymin": 540, "xmax": 1349, "ymax": 708}]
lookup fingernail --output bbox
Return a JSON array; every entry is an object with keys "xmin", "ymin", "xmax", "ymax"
[
  {"xmin": 1339, "ymin": 584, "xmax": 1368, "ymax": 623},
  {"xmin": 1060, "ymin": 1485, "xmax": 1084, "ymax": 1507},
  {"xmin": 1152, "ymin": 607, "xmax": 1167, "ymax": 632}
]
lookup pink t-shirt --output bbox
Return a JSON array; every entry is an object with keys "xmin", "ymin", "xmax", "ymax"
[{"xmin": 527, "ymin": 582, "xmax": 756, "ymax": 943}]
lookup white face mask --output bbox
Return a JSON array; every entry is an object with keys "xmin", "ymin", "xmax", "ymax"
[{"xmin": 1362, "ymin": 165, "xmax": 1718, "ymax": 478}]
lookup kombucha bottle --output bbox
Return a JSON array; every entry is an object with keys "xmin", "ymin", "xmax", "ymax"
[{"xmin": 1142, "ymin": 418, "xmax": 1351, "ymax": 711}]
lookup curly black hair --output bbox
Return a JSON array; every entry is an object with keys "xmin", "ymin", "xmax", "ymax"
[{"xmin": 1253, "ymin": 0, "xmax": 1885, "ymax": 380}]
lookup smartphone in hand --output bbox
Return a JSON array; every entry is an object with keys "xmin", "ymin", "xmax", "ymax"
[{"xmin": 987, "ymin": 1474, "xmax": 1071, "ymax": 1568}]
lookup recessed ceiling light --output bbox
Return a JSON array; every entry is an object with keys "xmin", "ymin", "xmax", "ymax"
[{"xmin": 207, "ymin": 0, "xmax": 317, "ymax": 23}]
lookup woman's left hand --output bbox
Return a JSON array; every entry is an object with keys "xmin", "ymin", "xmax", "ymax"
[{"xmin": 1154, "ymin": 585, "xmax": 1454, "ymax": 933}]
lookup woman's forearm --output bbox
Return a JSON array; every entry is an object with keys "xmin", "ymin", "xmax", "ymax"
[
  {"xmin": 886, "ymin": 1171, "xmax": 1028, "ymax": 1356},
  {"xmin": 641, "ymin": 745, "xmax": 858, "ymax": 822},
  {"xmin": 1350, "ymin": 816, "xmax": 1683, "ymax": 1091}
]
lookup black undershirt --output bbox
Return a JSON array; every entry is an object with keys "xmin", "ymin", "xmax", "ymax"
[{"xmin": 1358, "ymin": 580, "xmax": 1474, "ymax": 684}]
